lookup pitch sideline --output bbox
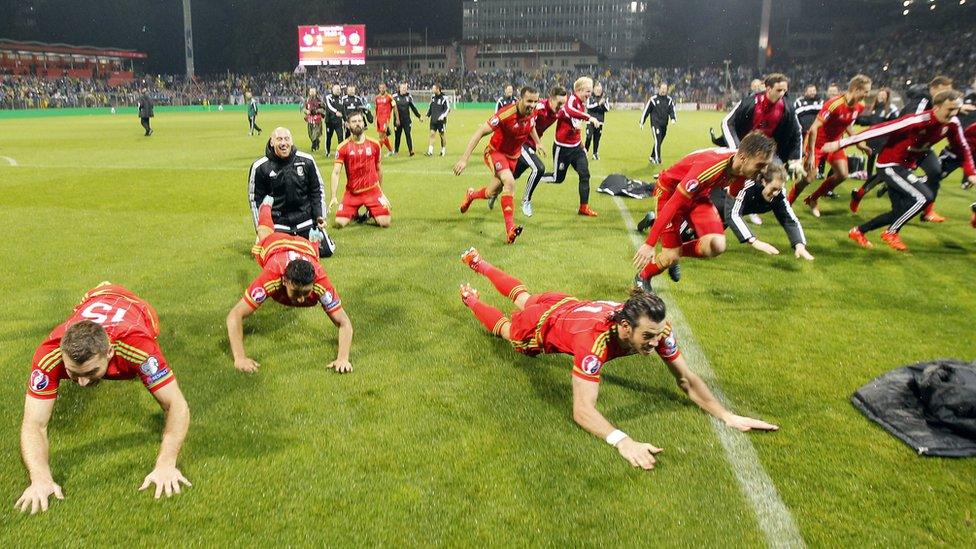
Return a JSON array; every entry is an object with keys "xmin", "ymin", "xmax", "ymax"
[{"xmin": 612, "ymin": 195, "xmax": 805, "ymax": 549}]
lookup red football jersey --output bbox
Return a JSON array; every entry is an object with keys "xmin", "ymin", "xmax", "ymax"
[
  {"xmin": 554, "ymin": 93, "xmax": 590, "ymax": 147},
  {"xmin": 27, "ymin": 283, "xmax": 174, "ymax": 400},
  {"xmin": 487, "ymin": 104, "xmax": 536, "ymax": 158},
  {"xmin": 244, "ymin": 234, "xmax": 342, "ymax": 314},
  {"xmin": 838, "ymin": 110, "xmax": 976, "ymax": 176},
  {"xmin": 335, "ymin": 137, "xmax": 381, "ymax": 193},
  {"xmin": 815, "ymin": 95, "xmax": 865, "ymax": 146},
  {"xmin": 518, "ymin": 298, "xmax": 680, "ymax": 382},
  {"xmin": 533, "ymin": 98, "xmax": 560, "ymax": 136},
  {"xmin": 647, "ymin": 148, "xmax": 741, "ymax": 246},
  {"xmin": 375, "ymin": 93, "xmax": 394, "ymax": 123}
]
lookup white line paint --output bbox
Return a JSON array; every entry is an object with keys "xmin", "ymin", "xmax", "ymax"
[
  {"xmin": 613, "ymin": 196, "xmax": 804, "ymax": 549},
  {"xmin": 0, "ymin": 156, "xmax": 17, "ymax": 166}
]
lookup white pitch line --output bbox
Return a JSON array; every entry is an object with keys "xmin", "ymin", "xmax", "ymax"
[
  {"xmin": 613, "ymin": 196, "xmax": 804, "ymax": 549},
  {"xmin": 0, "ymin": 156, "xmax": 17, "ymax": 166}
]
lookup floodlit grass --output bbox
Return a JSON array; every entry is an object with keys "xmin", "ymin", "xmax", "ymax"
[{"xmin": 0, "ymin": 108, "xmax": 974, "ymax": 545}]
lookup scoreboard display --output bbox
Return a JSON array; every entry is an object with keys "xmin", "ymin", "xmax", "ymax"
[{"xmin": 298, "ymin": 25, "xmax": 366, "ymax": 66}]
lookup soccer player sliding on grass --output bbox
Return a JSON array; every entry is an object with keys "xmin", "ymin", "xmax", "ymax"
[
  {"xmin": 17, "ymin": 283, "xmax": 191, "ymax": 514},
  {"xmin": 454, "ymin": 86, "xmax": 542, "ymax": 244},
  {"xmin": 633, "ymin": 131, "xmax": 776, "ymax": 291},
  {"xmin": 458, "ymin": 248, "xmax": 778, "ymax": 470},
  {"xmin": 227, "ymin": 196, "xmax": 354, "ymax": 374}
]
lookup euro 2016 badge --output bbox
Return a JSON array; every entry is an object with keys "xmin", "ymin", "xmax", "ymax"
[
  {"xmin": 581, "ymin": 355, "xmax": 603, "ymax": 376},
  {"xmin": 250, "ymin": 287, "xmax": 267, "ymax": 304},
  {"xmin": 30, "ymin": 370, "xmax": 49, "ymax": 392}
]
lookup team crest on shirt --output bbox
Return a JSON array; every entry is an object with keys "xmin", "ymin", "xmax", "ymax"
[
  {"xmin": 30, "ymin": 370, "xmax": 49, "ymax": 392},
  {"xmin": 140, "ymin": 356, "xmax": 160, "ymax": 376},
  {"xmin": 250, "ymin": 287, "xmax": 267, "ymax": 304},
  {"xmin": 297, "ymin": 165, "xmax": 305, "ymax": 177},
  {"xmin": 581, "ymin": 355, "xmax": 603, "ymax": 376},
  {"xmin": 365, "ymin": 147, "xmax": 372, "ymax": 156},
  {"xmin": 685, "ymin": 179, "xmax": 700, "ymax": 192}
]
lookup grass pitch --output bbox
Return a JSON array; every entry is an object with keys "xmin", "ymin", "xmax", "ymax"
[{"xmin": 0, "ymin": 107, "xmax": 974, "ymax": 545}]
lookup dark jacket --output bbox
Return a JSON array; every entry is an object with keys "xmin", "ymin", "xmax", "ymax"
[
  {"xmin": 325, "ymin": 93, "xmax": 344, "ymax": 125},
  {"xmin": 901, "ymin": 84, "xmax": 931, "ymax": 116},
  {"xmin": 248, "ymin": 141, "xmax": 325, "ymax": 232},
  {"xmin": 856, "ymin": 102, "xmax": 899, "ymax": 150},
  {"xmin": 393, "ymin": 92, "xmax": 422, "ymax": 126},
  {"xmin": 641, "ymin": 94, "xmax": 675, "ymax": 127},
  {"xmin": 340, "ymin": 94, "xmax": 373, "ymax": 123},
  {"xmin": 586, "ymin": 94, "xmax": 611, "ymax": 123},
  {"xmin": 711, "ymin": 184, "xmax": 806, "ymax": 248},
  {"xmin": 793, "ymin": 95, "xmax": 822, "ymax": 134},
  {"xmin": 138, "ymin": 94, "xmax": 154, "ymax": 118},
  {"xmin": 427, "ymin": 93, "xmax": 450, "ymax": 122},
  {"xmin": 720, "ymin": 92, "xmax": 802, "ymax": 162}
]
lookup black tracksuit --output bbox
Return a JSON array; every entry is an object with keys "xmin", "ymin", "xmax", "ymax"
[
  {"xmin": 138, "ymin": 94, "xmax": 154, "ymax": 135},
  {"xmin": 247, "ymin": 141, "xmax": 335, "ymax": 257},
  {"xmin": 713, "ymin": 184, "xmax": 806, "ymax": 248},
  {"xmin": 793, "ymin": 95, "xmax": 822, "ymax": 136},
  {"xmin": 393, "ymin": 92, "xmax": 422, "ymax": 153},
  {"xmin": 427, "ymin": 93, "xmax": 450, "ymax": 132},
  {"xmin": 584, "ymin": 94, "xmax": 610, "ymax": 156},
  {"xmin": 641, "ymin": 93, "xmax": 676, "ymax": 162},
  {"xmin": 339, "ymin": 94, "xmax": 371, "ymax": 139},
  {"xmin": 324, "ymin": 93, "xmax": 344, "ymax": 154}
]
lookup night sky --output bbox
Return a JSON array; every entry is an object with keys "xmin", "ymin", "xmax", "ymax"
[{"xmin": 0, "ymin": 0, "xmax": 969, "ymax": 74}]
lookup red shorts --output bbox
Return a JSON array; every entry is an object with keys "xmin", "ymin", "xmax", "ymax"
[
  {"xmin": 337, "ymin": 186, "xmax": 391, "ymax": 219},
  {"xmin": 656, "ymin": 190, "xmax": 724, "ymax": 249},
  {"xmin": 377, "ymin": 120, "xmax": 390, "ymax": 134},
  {"xmin": 484, "ymin": 148, "xmax": 518, "ymax": 176},
  {"xmin": 508, "ymin": 292, "xmax": 572, "ymax": 355},
  {"xmin": 809, "ymin": 146, "xmax": 848, "ymax": 167}
]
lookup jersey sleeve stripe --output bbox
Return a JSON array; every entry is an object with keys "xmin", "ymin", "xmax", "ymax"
[{"xmin": 37, "ymin": 347, "xmax": 63, "ymax": 372}]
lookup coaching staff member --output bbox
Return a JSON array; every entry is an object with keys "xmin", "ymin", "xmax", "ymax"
[
  {"xmin": 393, "ymin": 82, "xmax": 423, "ymax": 156},
  {"xmin": 138, "ymin": 88, "xmax": 154, "ymax": 136},
  {"xmin": 248, "ymin": 127, "xmax": 336, "ymax": 257},
  {"xmin": 719, "ymin": 73, "xmax": 804, "ymax": 176}
]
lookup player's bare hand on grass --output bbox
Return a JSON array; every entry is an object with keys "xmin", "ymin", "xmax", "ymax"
[
  {"xmin": 617, "ymin": 438, "xmax": 663, "ymax": 470},
  {"xmin": 453, "ymin": 159, "xmax": 468, "ymax": 176},
  {"xmin": 725, "ymin": 414, "xmax": 779, "ymax": 432},
  {"xmin": 15, "ymin": 481, "xmax": 64, "ymax": 514},
  {"xmin": 328, "ymin": 359, "xmax": 353, "ymax": 373},
  {"xmin": 794, "ymin": 244, "xmax": 815, "ymax": 261},
  {"xmin": 139, "ymin": 466, "xmax": 191, "ymax": 499},
  {"xmin": 751, "ymin": 239, "xmax": 780, "ymax": 255},
  {"xmin": 234, "ymin": 357, "xmax": 260, "ymax": 373},
  {"xmin": 632, "ymin": 243, "xmax": 655, "ymax": 272}
]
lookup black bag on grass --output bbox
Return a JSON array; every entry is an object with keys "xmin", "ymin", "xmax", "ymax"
[{"xmin": 851, "ymin": 359, "xmax": 976, "ymax": 457}]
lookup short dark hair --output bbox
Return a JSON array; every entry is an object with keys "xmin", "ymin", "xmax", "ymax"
[
  {"xmin": 346, "ymin": 109, "xmax": 366, "ymax": 123},
  {"xmin": 930, "ymin": 76, "xmax": 953, "ymax": 89},
  {"xmin": 520, "ymin": 85, "xmax": 539, "ymax": 97},
  {"xmin": 549, "ymin": 86, "xmax": 568, "ymax": 98},
  {"xmin": 284, "ymin": 259, "xmax": 316, "ymax": 286},
  {"xmin": 738, "ymin": 131, "xmax": 777, "ymax": 159},
  {"xmin": 61, "ymin": 320, "xmax": 110, "ymax": 365},
  {"xmin": 764, "ymin": 73, "xmax": 789, "ymax": 88},
  {"xmin": 611, "ymin": 288, "xmax": 667, "ymax": 325},
  {"xmin": 933, "ymin": 89, "xmax": 963, "ymax": 106}
]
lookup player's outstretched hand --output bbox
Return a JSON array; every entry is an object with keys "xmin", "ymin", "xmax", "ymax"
[
  {"xmin": 725, "ymin": 414, "xmax": 779, "ymax": 432},
  {"xmin": 234, "ymin": 357, "xmax": 260, "ymax": 373},
  {"xmin": 794, "ymin": 244, "xmax": 815, "ymax": 261},
  {"xmin": 751, "ymin": 239, "xmax": 780, "ymax": 255},
  {"xmin": 632, "ymin": 243, "xmax": 655, "ymax": 272},
  {"xmin": 15, "ymin": 480, "xmax": 64, "ymax": 514},
  {"xmin": 139, "ymin": 466, "xmax": 191, "ymax": 499},
  {"xmin": 965, "ymin": 175, "xmax": 976, "ymax": 190},
  {"xmin": 328, "ymin": 359, "xmax": 353, "ymax": 374},
  {"xmin": 821, "ymin": 141, "xmax": 840, "ymax": 154},
  {"xmin": 453, "ymin": 159, "xmax": 467, "ymax": 176},
  {"xmin": 617, "ymin": 438, "xmax": 663, "ymax": 470}
]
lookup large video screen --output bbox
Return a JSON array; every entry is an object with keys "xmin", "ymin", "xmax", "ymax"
[{"xmin": 298, "ymin": 25, "xmax": 366, "ymax": 66}]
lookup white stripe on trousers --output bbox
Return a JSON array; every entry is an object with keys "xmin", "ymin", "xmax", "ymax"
[
  {"xmin": 520, "ymin": 147, "xmax": 541, "ymax": 203},
  {"xmin": 885, "ymin": 167, "xmax": 927, "ymax": 232},
  {"xmin": 729, "ymin": 185, "xmax": 753, "ymax": 241}
]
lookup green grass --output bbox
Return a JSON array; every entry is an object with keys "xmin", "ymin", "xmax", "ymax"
[{"xmin": 0, "ymin": 108, "xmax": 974, "ymax": 546}]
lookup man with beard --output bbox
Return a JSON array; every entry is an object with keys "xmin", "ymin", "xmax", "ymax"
[{"xmin": 329, "ymin": 110, "xmax": 391, "ymax": 228}]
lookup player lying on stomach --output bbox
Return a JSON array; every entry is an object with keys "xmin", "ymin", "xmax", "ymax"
[
  {"xmin": 18, "ymin": 283, "xmax": 191, "ymax": 514},
  {"xmin": 226, "ymin": 196, "xmax": 354, "ymax": 374},
  {"xmin": 458, "ymin": 248, "xmax": 778, "ymax": 470}
]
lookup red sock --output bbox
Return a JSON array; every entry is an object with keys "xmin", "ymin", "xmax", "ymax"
[
  {"xmin": 258, "ymin": 203, "xmax": 274, "ymax": 229},
  {"xmin": 470, "ymin": 187, "xmax": 489, "ymax": 200},
  {"xmin": 478, "ymin": 261, "xmax": 527, "ymax": 301},
  {"xmin": 681, "ymin": 239, "xmax": 706, "ymax": 258},
  {"xmin": 787, "ymin": 186, "xmax": 799, "ymax": 205},
  {"xmin": 639, "ymin": 261, "xmax": 664, "ymax": 279},
  {"xmin": 500, "ymin": 193, "xmax": 515, "ymax": 232},
  {"xmin": 467, "ymin": 298, "xmax": 508, "ymax": 336},
  {"xmin": 923, "ymin": 203, "xmax": 934, "ymax": 217}
]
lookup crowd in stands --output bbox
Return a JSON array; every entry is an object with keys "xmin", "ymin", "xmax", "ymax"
[{"xmin": 2, "ymin": 25, "xmax": 973, "ymax": 110}]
